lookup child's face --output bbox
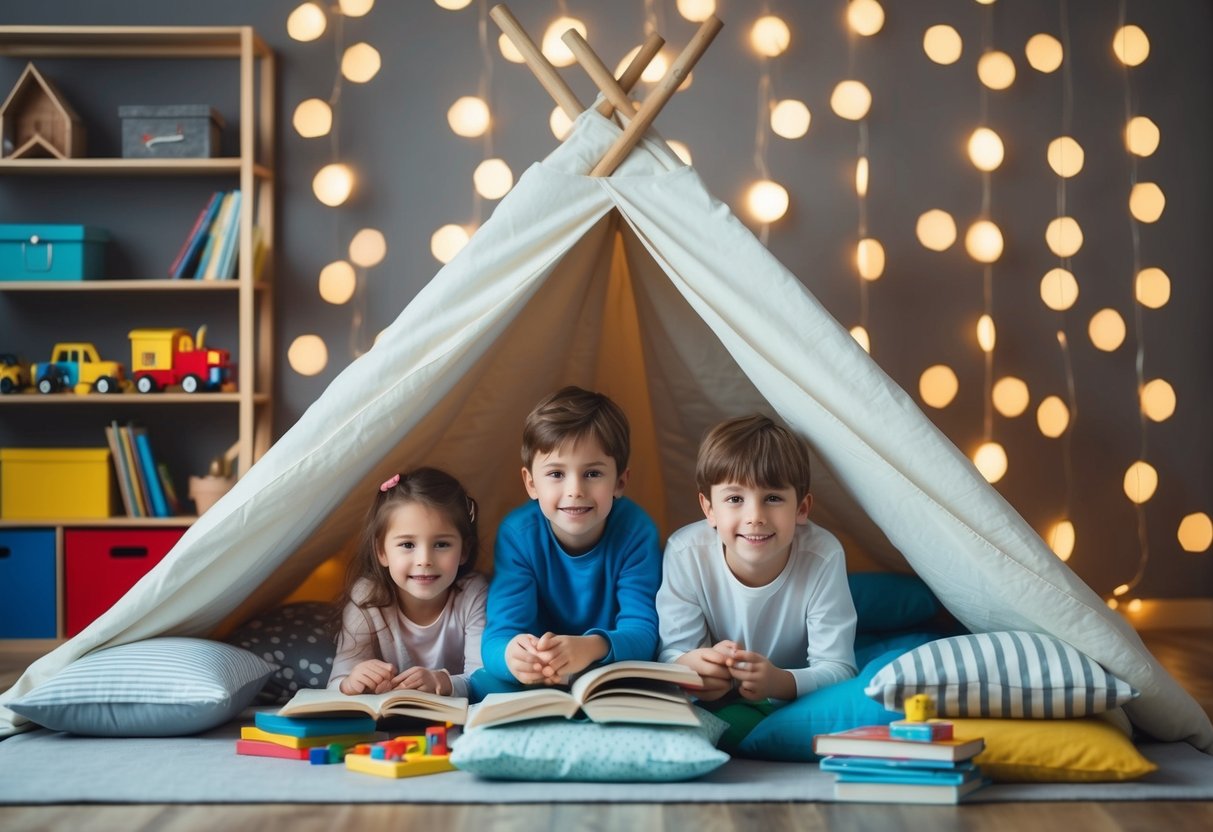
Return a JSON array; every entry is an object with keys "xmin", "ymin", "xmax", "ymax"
[
  {"xmin": 700, "ymin": 482, "xmax": 811, "ymax": 586},
  {"xmin": 377, "ymin": 502, "xmax": 467, "ymax": 615},
  {"xmin": 522, "ymin": 436, "xmax": 629, "ymax": 555}
]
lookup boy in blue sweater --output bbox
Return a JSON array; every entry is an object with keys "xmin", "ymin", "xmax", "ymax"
[{"xmin": 476, "ymin": 386, "xmax": 661, "ymax": 693}]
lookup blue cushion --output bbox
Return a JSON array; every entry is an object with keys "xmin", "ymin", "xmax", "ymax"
[
  {"xmin": 8, "ymin": 637, "xmax": 275, "ymax": 737},
  {"xmin": 848, "ymin": 572, "xmax": 941, "ymax": 633},
  {"xmin": 450, "ymin": 708, "xmax": 729, "ymax": 781}
]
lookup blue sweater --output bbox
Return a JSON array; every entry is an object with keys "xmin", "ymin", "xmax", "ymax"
[{"xmin": 481, "ymin": 497, "xmax": 662, "ymax": 683}]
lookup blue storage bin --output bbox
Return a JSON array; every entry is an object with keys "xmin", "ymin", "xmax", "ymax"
[
  {"xmin": 0, "ymin": 528, "xmax": 58, "ymax": 638},
  {"xmin": 0, "ymin": 224, "xmax": 109, "ymax": 281}
]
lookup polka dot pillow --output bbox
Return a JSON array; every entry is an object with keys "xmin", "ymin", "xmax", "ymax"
[{"xmin": 225, "ymin": 602, "xmax": 335, "ymax": 704}]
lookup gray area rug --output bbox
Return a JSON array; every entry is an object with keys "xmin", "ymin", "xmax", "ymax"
[{"xmin": 1, "ymin": 718, "xmax": 1211, "ymax": 804}]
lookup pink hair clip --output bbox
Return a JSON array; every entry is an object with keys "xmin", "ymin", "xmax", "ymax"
[{"xmin": 380, "ymin": 474, "xmax": 401, "ymax": 492}]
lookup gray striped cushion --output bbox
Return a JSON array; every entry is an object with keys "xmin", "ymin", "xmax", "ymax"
[
  {"xmin": 9, "ymin": 637, "xmax": 275, "ymax": 737},
  {"xmin": 863, "ymin": 632, "xmax": 1139, "ymax": 718}
]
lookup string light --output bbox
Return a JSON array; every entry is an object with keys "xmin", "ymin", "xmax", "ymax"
[
  {"xmin": 746, "ymin": 180, "xmax": 789, "ymax": 223},
  {"xmin": 1088, "ymin": 308, "xmax": 1127, "ymax": 351},
  {"xmin": 1046, "ymin": 136, "xmax": 1084, "ymax": 177},
  {"xmin": 292, "ymin": 98, "xmax": 333, "ymax": 138},
  {"xmin": 473, "ymin": 158, "xmax": 514, "ymax": 200},
  {"xmin": 830, "ymin": 80, "xmax": 872, "ymax": 120},
  {"xmin": 318, "ymin": 261, "xmax": 357, "ymax": 304},
  {"xmin": 992, "ymin": 376, "xmax": 1029, "ymax": 417},
  {"xmin": 287, "ymin": 3, "xmax": 327, "ymax": 42},
  {"xmin": 973, "ymin": 441, "xmax": 1008, "ymax": 484},
  {"xmin": 1128, "ymin": 182, "xmax": 1165, "ymax": 223},
  {"xmin": 447, "ymin": 96, "xmax": 490, "ymax": 137},
  {"xmin": 1134, "ymin": 267, "xmax": 1170, "ymax": 308},
  {"xmin": 1045, "ymin": 215, "xmax": 1083, "ymax": 257},
  {"xmin": 541, "ymin": 16, "xmax": 587, "ymax": 67},
  {"xmin": 1178, "ymin": 514, "xmax": 1213, "ymax": 553},
  {"xmin": 340, "ymin": 42, "xmax": 381, "ymax": 83},
  {"xmin": 977, "ymin": 50, "xmax": 1016, "ymax": 89},
  {"xmin": 313, "ymin": 163, "xmax": 354, "ymax": 206},
  {"xmin": 916, "ymin": 209, "xmax": 957, "ymax": 251},
  {"xmin": 919, "ymin": 365, "xmax": 959, "ymax": 409},
  {"xmin": 1112, "ymin": 24, "xmax": 1150, "ymax": 66},
  {"xmin": 348, "ymin": 228, "xmax": 387, "ymax": 268},
  {"xmin": 1048, "ymin": 520, "xmax": 1076, "ymax": 560},
  {"xmin": 1037, "ymin": 395, "xmax": 1071, "ymax": 438},
  {"xmin": 287, "ymin": 334, "xmax": 328, "ymax": 376},
  {"xmin": 1040, "ymin": 267, "xmax": 1079, "ymax": 311},
  {"xmin": 750, "ymin": 16, "xmax": 791, "ymax": 57},
  {"xmin": 339, "ymin": 0, "xmax": 375, "ymax": 17},
  {"xmin": 1125, "ymin": 116, "xmax": 1160, "ymax": 156},
  {"xmin": 770, "ymin": 99, "xmax": 811, "ymax": 139},
  {"xmin": 967, "ymin": 127, "xmax": 1004, "ymax": 171},
  {"xmin": 1025, "ymin": 33, "xmax": 1064, "ymax": 72},
  {"xmin": 847, "ymin": 0, "xmax": 885, "ymax": 37},
  {"xmin": 431, "ymin": 224, "xmax": 470, "ymax": 263},
  {"xmin": 1123, "ymin": 461, "xmax": 1159, "ymax": 504},
  {"xmin": 1140, "ymin": 379, "xmax": 1176, "ymax": 422},
  {"xmin": 677, "ymin": 0, "xmax": 716, "ymax": 23},
  {"xmin": 965, "ymin": 220, "xmax": 1004, "ymax": 263}
]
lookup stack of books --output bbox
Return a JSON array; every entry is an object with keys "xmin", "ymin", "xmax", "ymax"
[
  {"xmin": 813, "ymin": 722, "xmax": 989, "ymax": 804},
  {"xmin": 104, "ymin": 421, "xmax": 179, "ymax": 518},
  {"xmin": 235, "ymin": 711, "xmax": 381, "ymax": 761},
  {"xmin": 169, "ymin": 189, "xmax": 261, "ymax": 280}
]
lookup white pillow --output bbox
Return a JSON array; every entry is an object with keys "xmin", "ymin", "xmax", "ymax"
[{"xmin": 864, "ymin": 631, "xmax": 1138, "ymax": 718}]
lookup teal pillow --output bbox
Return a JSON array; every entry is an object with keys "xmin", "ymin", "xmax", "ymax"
[
  {"xmin": 8, "ymin": 637, "xmax": 275, "ymax": 737},
  {"xmin": 450, "ymin": 709, "xmax": 729, "ymax": 781},
  {"xmin": 848, "ymin": 572, "xmax": 941, "ymax": 633}
]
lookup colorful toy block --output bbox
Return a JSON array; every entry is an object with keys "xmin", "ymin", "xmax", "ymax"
[
  {"xmin": 254, "ymin": 711, "xmax": 376, "ymax": 738},
  {"xmin": 343, "ymin": 735, "xmax": 458, "ymax": 779},
  {"xmin": 889, "ymin": 719, "xmax": 954, "ymax": 742},
  {"xmin": 309, "ymin": 747, "xmax": 330, "ymax": 765},
  {"xmin": 240, "ymin": 725, "xmax": 379, "ymax": 749},
  {"xmin": 426, "ymin": 726, "xmax": 449, "ymax": 756},
  {"xmin": 903, "ymin": 693, "xmax": 937, "ymax": 722}
]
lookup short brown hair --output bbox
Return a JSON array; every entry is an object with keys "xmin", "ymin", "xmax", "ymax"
[
  {"xmin": 696, "ymin": 414, "xmax": 812, "ymax": 499},
  {"xmin": 521, "ymin": 386, "xmax": 630, "ymax": 472}
]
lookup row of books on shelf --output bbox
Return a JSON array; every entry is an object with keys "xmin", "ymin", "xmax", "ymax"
[
  {"xmin": 168, "ymin": 189, "xmax": 266, "ymax": 280},
  {"xmin": 103, "ymin": 421, "xmax": 180, "ymax": 518}
]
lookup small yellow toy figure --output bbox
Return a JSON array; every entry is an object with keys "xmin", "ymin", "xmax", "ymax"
[{"xmin": 904, "ymin": 693, "xmax": 937, "ymax": 723}]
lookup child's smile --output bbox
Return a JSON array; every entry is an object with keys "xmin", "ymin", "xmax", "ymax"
[
  {"xmin": 522, "ymin": 437, "xmax": 629, "ymax": 555},
  {"xmin": 377, "ymin": 502, "xmax": 468, "ymax": 623},
  {"xmin": 701, "ymin": 482, "xmax": 812, "ymax": 587}
]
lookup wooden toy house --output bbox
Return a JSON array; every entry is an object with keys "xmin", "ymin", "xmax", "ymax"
[{"xmin": 0, "ymin": 62, "xmax": 84, "ymax": 159}]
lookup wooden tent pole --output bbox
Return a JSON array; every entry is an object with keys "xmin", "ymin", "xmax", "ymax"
[
  {"xmin": 590, "ymin": 16, "xmax": 723, "ymax": 177},
  {"xmin": 489, "ymin": 4, "xmax": 584, "ymax": 119},
  {"xmin": 595, "ymin": 32, "xmax": 664, "ymax": 118},
  {"xmin": 564, "ymin": 30, "xmax": 639, "ymax": 118}
]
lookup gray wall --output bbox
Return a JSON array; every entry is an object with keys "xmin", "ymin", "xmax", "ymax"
[{"xmin": 1, "ymin": 0, "xmax": 1209, "ymax": 601}]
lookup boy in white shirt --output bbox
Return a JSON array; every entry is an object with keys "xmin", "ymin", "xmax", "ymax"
[{"xmin": 657, "ymin": 414, "xmax": 857, "ymax": 752}]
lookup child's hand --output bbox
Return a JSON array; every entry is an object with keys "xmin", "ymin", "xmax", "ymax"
[
  {"xmin": 505, "ymin": 633, "xmax": 549, "ymax": 685},
  {"xmin": 533, "ymin": 633, "xmax": 608, "ymax": 683},
  {"xmin": 391, "ymin": 666, "xmax": 452, "ymax": 696},
  {"xmin": 340, "ymin": 659, "xmax": 397, "ymax": 695},
  {"xmin": 726, "ymin": 649, "xmax": 796, "ymax": 701},
  {"xmin": 676, "ymin": 647, "xmax": 734, "ymax": 701}
]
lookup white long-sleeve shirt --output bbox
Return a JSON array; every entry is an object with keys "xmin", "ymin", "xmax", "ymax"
[
  {"xmin": 657, "ymin": 519, "xmax": 858, "ymax": 699},
  {"xmin": 328, "ymin": 573, "xmax": 487, "ymax": 698}
]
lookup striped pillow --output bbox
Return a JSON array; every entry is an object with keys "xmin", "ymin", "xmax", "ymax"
[
  {"xmin": 863, "ymin": 632, "xmax": 1139, "ymax": 719},
  {"xmin": 9, "ymin": 637, "xmax": 275, "ymax": 737}
]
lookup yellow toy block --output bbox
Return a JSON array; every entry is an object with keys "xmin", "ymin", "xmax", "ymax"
[
  {"xmin": 344, "ymin": 752, "xmax": 456, "ymax": 779},
  {"xmin": 904, "ymin": 693, "xmax": 937, "ymax": 722},
  {"xmin": 240, "ymin": 725, "xmax": 380, "ymax": 749}
]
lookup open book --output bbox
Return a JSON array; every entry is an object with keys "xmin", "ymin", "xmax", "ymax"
[
  {"xmin": 465, "ymin": 660, "xmax": 703, "ymax": 730},
  {"xmin": 278, "ymin": 687, "xmax": 468, "ymax": 725}
]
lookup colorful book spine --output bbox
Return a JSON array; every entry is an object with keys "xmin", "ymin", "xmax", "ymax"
[
  {"xmin": 134, "ymin": 429, "xmax": 170, "ymax": 517},
  {"xmin": 117, "ymin": 423, "xmax": 147, "ymax": 517},
  {"xmin": 200, "ymin": 191, "xmax": 236, "ymax": 280},
  {"xmin": 194, "ymin": 191, "xmax": 232, "ymax": 279},
  {"xmin": 213, "ymin": 189, "xmax": 242, "ymax": 280},
  {"xmin": 104, "ymin": 422, "xmax": 136, "ymax": 517},
  {"xmin": 170, "ymin": 191, "xmax": 222, "ymax": 278}
]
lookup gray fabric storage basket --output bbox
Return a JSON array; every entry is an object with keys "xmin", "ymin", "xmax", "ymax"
[{"xmin": 119, "ymin": 105, "xmax": 225, "ymax": 158}]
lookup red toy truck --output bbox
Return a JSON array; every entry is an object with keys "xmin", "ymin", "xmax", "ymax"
[{"xmin": 129, "ymin": 327, "xmax": 232, "ymax": 393}]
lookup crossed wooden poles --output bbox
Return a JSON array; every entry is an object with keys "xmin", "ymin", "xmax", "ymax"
[{"xmin": 489, "ymin": 4, "xmax": 722, "ymax": 177}]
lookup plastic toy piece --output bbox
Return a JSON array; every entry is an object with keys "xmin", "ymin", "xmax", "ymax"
[
  {"xmin": 308, "ymin": 747, "xmax": 330, "ymax": 765},
  {"xmin": 0, "ymin": 353, "xmax": 27, "ymax": 394},
  {"xmin": 903, "ymin": 693, "xmax": 937, "ymax": 722},
  {"xmin": 327, "ymin": 743, "xmax": 346, "ymax": 764},
  {"xmin": 240, "ymin": 725, "xmax": 379, "ymax": 750},
  {"xmin": 889, "ymin": 719, "xmax": 954, "ymax": 742},
  {"xmin": 344, "ymin": 751, "xmax": 456, "ymax": 779},
  {"xmin": 426, "ymin": 725, "xmax": 449, "ymax": 756},
  {"xmin": 235, "ymin": 739, "xmax": 310, "ymax": 760},
  {"xmin": 31, "ymin": 342, "xmax": 126, "ymax": 394},
  {"xmin": 128, "ymin": 326, "xmax": 233, "ymax": 393}
]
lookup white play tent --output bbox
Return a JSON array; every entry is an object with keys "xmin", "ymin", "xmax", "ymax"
[{"xmin": 2, "ymin": 13, "xmax": 1209, "ymax": 752}]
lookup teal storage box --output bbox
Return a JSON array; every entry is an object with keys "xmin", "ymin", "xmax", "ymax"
[
  {"xmin": 0, "ymin": 529, "xmax": 58, "ymax": 638},
  {"xmin": 0, "ymin": 224, "xmax": 109, "ymax": 281}
]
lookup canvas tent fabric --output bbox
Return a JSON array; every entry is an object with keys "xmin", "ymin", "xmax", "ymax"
[{"xmin": 2, "ymin": 113, "xmax": 1209, "ymax": 753}]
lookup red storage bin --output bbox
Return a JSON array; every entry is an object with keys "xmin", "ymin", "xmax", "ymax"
[{"xmin": 65, "ymin": 528, "xmax": 185, "ymax": 637}]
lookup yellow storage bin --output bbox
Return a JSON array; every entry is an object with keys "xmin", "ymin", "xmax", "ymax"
[{"xmin": 0, "ymin": 448, "xmax": 112, "ymax": 519}]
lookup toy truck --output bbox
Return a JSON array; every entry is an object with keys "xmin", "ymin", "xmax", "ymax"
[
  {"xmin": 0, "ymin": 353, "xmax": 27, "ymax": 394},
  {"xmin": 32, "ymin": 342, "xmax": 126, "ymax": 394},
  {"xmin": 129, "ymin": 327, "xmax": 232, "ymax": 393}
]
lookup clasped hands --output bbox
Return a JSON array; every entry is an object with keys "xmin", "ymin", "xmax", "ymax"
[
  {"xmin": 506, "ymin": 632, "xmax": 608, "ymax": 685},
  {"xmin": 340, "ymin": 660, "xmax": 451, "ymax": 695},
  {"xmin": 677, "ymin": 640, "xmax": 791, "ymax": 702}
]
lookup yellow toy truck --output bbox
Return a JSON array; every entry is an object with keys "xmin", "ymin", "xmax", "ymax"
[
  {"xmin": 128, "ymin": 327, "xmax": 232, "ymax": 393},
  {"xmin": 32, "ymin": 342, "xmax": 126, "ymax": 394}
]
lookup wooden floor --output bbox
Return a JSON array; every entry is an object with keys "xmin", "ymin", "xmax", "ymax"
[{"xmin": 1, "ymin": 630, "xmax": 1211, "ymax": 832}]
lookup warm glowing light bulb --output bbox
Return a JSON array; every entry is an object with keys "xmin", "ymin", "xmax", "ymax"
[
  {"xmin": 341, "ymin": 42, "xmax": 381, "ymax": 83},
  {"xmin": 1129, "ymin": 182, "xmax": 1165, "ymax": 223},
  {"xmin": 666, "ymin": 140, "xmax": 693, "ymax": 165},
  {"xmin": 1178, "ymin": 513, "xmax": 1213, "ymax": 553},
  {"xmin": 976, "ymin": 314, "xmax": 996, "ymax": 353},
  {"xmin": 318, "ymin": 260, "xmax": 356, "ymax": 304},
  {"xmin": 288, "ymin": 334, "xmax": 328, "ymax": 376},
  {"xmin": 855, "ymin": 157, "xmax": 869, "ymax": 197},
  {"xmin": 993, "ymin": 377, "xmax": 1029, "ymax": 417},
  {"xmin": 1113, "ymin": 24, "xmax": 1149, "ymax": 66},
  {"xmin": 977, "ymin": 51, "xmax": 1016, "ymax": 90},
  {"xmin": 349, "ymin": 228, "xmax": 386, "ymax": 268},
  {"xmin": 965, "ymin": 219, "xmax": 1003, "ymax": 263},
  {"xmin": 850, "ymin": 326, "xmax": 871, "ymax": 353},
  {"xmin": 473, "ymin": 158, "xmax": 514, "ymax": 200},
  {"xmin": 1113, "ymin": 584, "xmax": 1130, "ymax": 597},
  {"xmin": 1036, "ymin": 395, "xmax": 1070, "ymax": 438},
  {"xmin": 1040, "ymin": 268, "xmax": 1079, "ymax": 311},
  {"xmin": 498, "ymin": 33, "xmax": 524, "ymax": 63},
  {"xmin": 293, "ymin": 98, "xmax": 333, "ymax": 138},
  {"xmin": 919, "ymin": 365, "xmax": 959, "ymax": 409},
  {"xmin": 923, "ymin": 25, "xmax": 962, "ymax": 65},
  {"xmin": 431, "ymin": 224, "xmax": 470, "ymax": 264},
  {"xmin": 448, "ymin": 96, "xmax": 490, "ymax": 137},
  {"xmin": 1135, "ymin": 267, "xmax": 1170, "ymax": 308},
  {"xmin": 973, "ymin": 442, "xmax": 1008, "ymax": 484},
  {"xmin": 847, "ymin": 0, "xmax": 885, "ymax": 36},
  {"xmin": 916, "ymin": 209, "xmax": 957, "ymax": 251},
  {"xmin": 831, "ymin": 80, "xmax": 872, "ymax": 120},
  {"xmin": 1125, "ymin": 116, "xmax": 1160, "ymax": 157},
  {"xmin": 856, "ymin": 238, "xmax": 885, "ymax": 280},
  {"xmin": 542, "ymin": 17, "xmax": 587, "ymax": 67},
  {"xmin": 746, "ymin": 180, "xmax": 790, "ymax": 223},
  {"xmin": 751, "ymin": 16, "xmax": 791, "ymax": 57},
  {"xmin": 1047, "ymin": 136, "xmax": 1084, "ymax": 177},
  {"xmin": 1048, "ymin": 520, "xmax": 1075, "ymax": 561},
  {"xmin": 339, "ymin": 0, "xmax": 375, "ymax": 16},
  {"xmin": 677, "ymin": 0, "xmax": 716, "ymax": 23},
  {"xmin": 1126, "ymin": 599, "xmax": 1143, "ymax": 614},
  {"xmin": 968, "ymin": 127, "xmax": 1004, "ymax": 171},
  {"xmin": 435, "ymin": 0, "xmax": 473, "ymax": 9},
  {"xmin": 1045, "ymin": 216, "xmax": 1083, "ymax": 257},
  {"xmin": 313, "ymin": 163, "xmax": 354, "ymax": 206},
  {"xmin": 550, "ymin": 106, "xmax": 573, "ymax": 140},
  {"xmin": 770, "ymin": 99, "xmax": 811, "ymax": 139},
  {"xmin": 287, "ymin": 2, "xmax": 327, "ymax": 42},
  {"xmin": 1140, "ymin": 379, "xmax": 1176, "ymax": 422},
  {"xmin": 1025, "ymin": 33, "xmax": 1063, "ymax": 72},
  {"xmin": 1123, "ymin": 461, "xmax": 1158, "ymax": 504},
  {"xmin": 1106, "ymin": 598, "xmax": 1119, "ymax": 610},
  {"xmin": 1089, "ymin": 308, "xmax": 1126, "ymax": 351}
]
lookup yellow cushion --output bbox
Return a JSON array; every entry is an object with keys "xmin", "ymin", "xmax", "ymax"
[{"xmin": 949, "ymin": 717, "xmax": 1158, "ymax": 782}]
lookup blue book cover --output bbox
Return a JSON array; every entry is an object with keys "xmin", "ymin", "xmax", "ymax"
[
  {"xmin": 134, "ymin": 429, "xmax": 170, "ymax": 517},
  {"xmin": 832, "ymin": 767, "xmax": 980, "ymax": 786},
  {"xmin": 255, "ymin": 711, "xmax": 377, "ymax": 738},
  {"xmin": 213, "ymin": 189, "xmax": 242, "ymax": 280},
  {"xmin": 821, "ymin": 755, "xmax": 975, "ymax": 772},
  {"xmin": 171, "ymin": 191, "xmax": 223, "ymax": 278}
]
